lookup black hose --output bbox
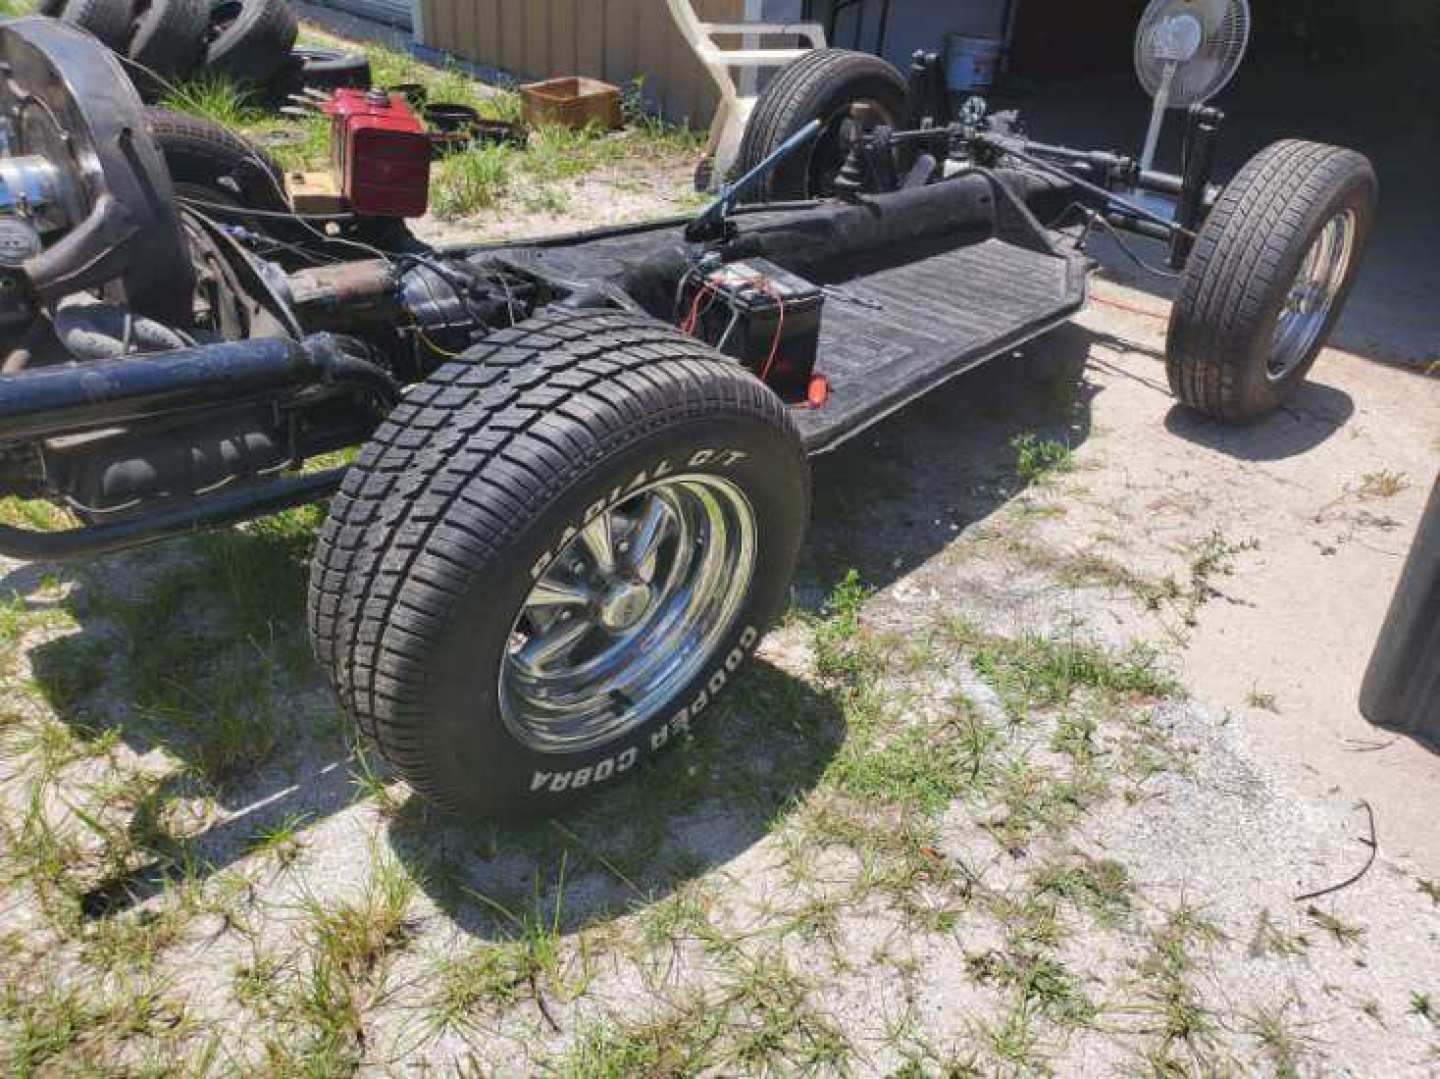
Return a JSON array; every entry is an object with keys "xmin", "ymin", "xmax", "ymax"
[
  {"xmin": 0, "ymin": 337, "xmax": 315, "ymax": 442},
  {"xmin": 307, "ymin": 333, "xmax": 403, "ymax": 408}
]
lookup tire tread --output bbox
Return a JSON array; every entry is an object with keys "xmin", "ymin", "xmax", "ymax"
[
  {"xmin": 1167, "ymin": 140, "xmax": 1377, "ymax": 422},
  {"xmin": 308, "ymin": 311, "xmax": 805, "ymax": 813}
]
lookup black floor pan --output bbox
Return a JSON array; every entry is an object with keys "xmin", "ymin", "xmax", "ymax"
[{"xmin": 792, "ymin": 237, "xmax": 1088, "ymax": 453}]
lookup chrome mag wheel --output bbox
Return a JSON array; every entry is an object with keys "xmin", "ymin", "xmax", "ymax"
[
  {"xmin": 499, "ymin": 475, "xmax": 758, "ymax": 754},
  {"xmin": 1269, "ymin": 209, "xmax": 1357, "ymax": 380}
]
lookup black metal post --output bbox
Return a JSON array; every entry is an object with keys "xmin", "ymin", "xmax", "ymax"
[{"xmin": 1170, "ymin": 105, "xmax": 1223, "ymax": 268}]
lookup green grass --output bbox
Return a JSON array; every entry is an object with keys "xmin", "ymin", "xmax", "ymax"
[
  {"xmin": 3, "ymin": 975, "xmax": 185, "ymax": 1075},
  {"xmin": 1030, "ymin": 851, "xmax": 1132, "ymax": 926},
  {"xmin": 948, "ymin": 618, "xmax": 1180, "ymax": 719},
  {"xmin": 829, "ymin": 720, "xmax": 971, "ymax": 815},
  {"xmin": 250, "ymin": 852, "xmax": 422, "ymax": 1062},
  {"xmin": 431, "ymin": 141, "xmax": 515, "ymax": 217},
  {"xmin": 967, "ymin": 949, "xmax": 1097, "ymax": 1028},
  {"xmin": 161, "ymin": 74, "xmax": 267, "ymax": 129},
  {"xmin": 159, "ymin": 33, "xmax": 704, "ymax": 221},
  {"xmin": 1129, "ymin": 905, "xmax": 1224, "ymax": 1070},
  {"xmin": 1412, "ymin": 992, "xmax": 1436, "ymax": 1024},
  {"xmin": 1012, "ymin": 433, "xmax": 1076, "ymax": 485},
  {"xmin": 428, "ymin": 943, "xmax": 540, "ymax": 1036},
  {"xmin": 1246, "ymin": 686, "xmax": 1280, "ymax": 713},
  {"xmin": 1250, "ymin": 909, "xmax": 1310, "ymax": 958},
  {"xmin": 554, "ymin": 1006, "xmax": 721, "ymax": 1077},
  {"xmin": 303, "ymin": 853, "xmax": 417, "ymax": 982},
  {"xmin": 54, "ymin": 506, "xmax": 329, "ymax": 787},
  {"xmin": 245, "ymin": 812, "xmax": 311, "ymax": 868},
  {"xmin": 1245, "ymin": 999, "xmax": 1313, "ymax": 1076},
  {"xmin": 1305, "ymin": 905, "xmax": 1365, "ymax": 947}
]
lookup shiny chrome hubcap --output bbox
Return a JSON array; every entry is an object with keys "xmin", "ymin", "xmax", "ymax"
[
  {"xmin": 599, "ymin": 581, "xmax": 653, "ymax": 632},
  {"xmin": 1269, "ymin": 209, "xmax": 1356, "ymax": 380},
  {"xmin": 500, "ymin": 474, "xmax": 758, "ymax": 754}
]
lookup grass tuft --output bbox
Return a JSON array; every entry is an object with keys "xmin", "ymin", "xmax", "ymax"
[
  {"xmin": 1305, "ymin": 905, "xmax": 1364, "ymax": 947},
  {"xmin": 948, "ymin": 618, "xmax": 1180, "ymax": 718},
  {"xmin": 161, "ymin": 74, "xmax": 265, "ymax": 129},
  {"xmin": 1357, "ymin": 470, "xmax": 1409, "ymax": 500},
  {"xmin": 1012, "ymin": 433, "xmax": 1077, "ymax": 484},
  {"xmin": 1031, "ymin": 851, "xmax": 1132, "ymax": 925}
]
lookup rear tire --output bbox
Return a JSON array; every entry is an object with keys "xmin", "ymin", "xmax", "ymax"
[
  {"xmin": 309, "ymin": 311, "xmax": 810, "ymax": 817},
  {"xmin": 1166, "ymin": 140, "xmax": 1377, "ymax": 423},
  {"xmin": 735, "ymin": 48, "xmax": 910, "ymax": 202}
]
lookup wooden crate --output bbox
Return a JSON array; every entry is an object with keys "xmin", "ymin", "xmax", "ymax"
[{"xmin": 520, "ymin": 76, "xmax": 623, "ymax": 131}]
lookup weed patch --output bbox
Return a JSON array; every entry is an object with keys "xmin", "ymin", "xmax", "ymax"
[{"xmin": 1013, "ymin": 433, "xmax": 1077, "ymax": 485}]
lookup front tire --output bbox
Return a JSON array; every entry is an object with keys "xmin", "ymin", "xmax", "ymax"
[
  {"xmin": 734, "ymin": 48, "xmax": 910, "ymax": 201},
  {"xmin": 308, "ymin": 311, "xmax": 810, "ymax": 817},
  {"xmin": 1167, "ymin": 140, "xmax": 1377, "ymax": 423}
]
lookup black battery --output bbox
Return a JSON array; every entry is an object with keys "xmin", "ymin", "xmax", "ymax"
[{"xmin": 698, "ymin": 258, "xmax": 824, "ymax": 398}]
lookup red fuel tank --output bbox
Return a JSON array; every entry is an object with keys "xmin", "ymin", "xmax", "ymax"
[{"xmin": 322, "ymin": 88, "xmax": 431, "ymax": 218}]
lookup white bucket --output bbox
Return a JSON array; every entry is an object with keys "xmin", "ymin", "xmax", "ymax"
[{"xmin": 946, "ymin": 35, "xmax": 1003, "ymax": 91}]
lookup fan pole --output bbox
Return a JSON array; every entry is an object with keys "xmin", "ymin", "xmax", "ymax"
[{"xmin": 1139, "ymin": 60, "xmax": 1177, "ymax": 173}]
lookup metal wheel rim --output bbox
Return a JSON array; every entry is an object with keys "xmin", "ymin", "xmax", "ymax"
[
  {"xmin": 499, "ymin": 474, "xmax": 758, "ymax": 755},
  {"xmin": 1268, "ymin": 209, "xmax": 1356, "ymax": 381},
  {"xmin": 807, "ymin": 97, "xmax": 899, "ymax": 196}
]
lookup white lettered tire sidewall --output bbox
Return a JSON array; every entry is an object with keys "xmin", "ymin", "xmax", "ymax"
[{"xmin": 400, "ymin": 415, "xmax": 804, "ymax": 815}]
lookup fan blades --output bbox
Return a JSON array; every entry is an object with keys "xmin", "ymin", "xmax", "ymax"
[{"xmin": 1135, "ymin": 0, "xmax": 1252, "ymax": 108}]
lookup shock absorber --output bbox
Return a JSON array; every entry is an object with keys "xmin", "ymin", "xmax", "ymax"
[{"xmin": 1170, "ymin": 105, "xmax": 1224, "ymax": 268}]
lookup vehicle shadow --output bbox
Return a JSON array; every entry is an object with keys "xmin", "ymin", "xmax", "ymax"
[
  {"xmin": 1162, "ymin": 380, "xmax": 1357, "ymax": 462},
  {"xmin": 385, "ymin": 659, "xmax": 844, "ymax": 939},
  {"xmin": 799, "ymin": 319, "xmax": 1101, "ymax": 599},
  {"xmin": 8, "ymin": 527, "xmax": 363, "ymax": 916},
  {"xmin": 6, "ymin": 319, "xmax": 1094, "ymax": 931},
  {"xmin": 10, "ymin": 537, "xmax": 843, "ymax": 930}
]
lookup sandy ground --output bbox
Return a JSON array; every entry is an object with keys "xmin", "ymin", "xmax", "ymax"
[{"xmin": 1069, "ymin": 277, "xmax": 1440, "ymax": 871}]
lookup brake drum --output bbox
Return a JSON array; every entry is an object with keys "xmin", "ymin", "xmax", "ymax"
[{"xmin": 0, "ymin": 17, "xmax": 194, "ymax": 324}]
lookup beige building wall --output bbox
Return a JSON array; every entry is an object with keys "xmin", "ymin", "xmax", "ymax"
[{"xmin": 417, "ymin": 0, "xmax": 745, "ymax": 127}]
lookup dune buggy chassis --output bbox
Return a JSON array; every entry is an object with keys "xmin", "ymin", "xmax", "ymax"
[{"xmin": 0, "ymin": 19, "xmax": 1376, "ymax": 813}]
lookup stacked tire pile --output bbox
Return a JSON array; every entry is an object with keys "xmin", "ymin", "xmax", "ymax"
[{"xmin": 32, "ymin": 0, "xmax": 370, "ymax": 104}]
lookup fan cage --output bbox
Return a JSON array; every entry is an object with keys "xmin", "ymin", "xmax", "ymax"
[{"xmin": 1135, "ymin": 0, "xmax": 1252, "ymax": 107}]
